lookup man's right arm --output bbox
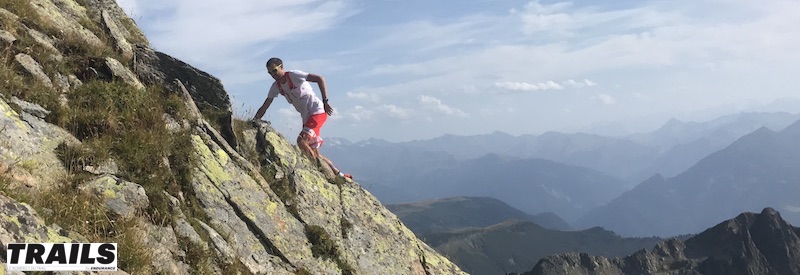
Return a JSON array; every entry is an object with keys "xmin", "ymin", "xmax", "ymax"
[{"xmin": 253, "ymin": 97, "xmax": 274, "ymax": 121}]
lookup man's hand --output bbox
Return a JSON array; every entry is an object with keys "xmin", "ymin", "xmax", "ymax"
[
  {"xmin": 250, "ymin": 118, "xmax": 270, "ymax": 127},
  {"xmin": 324, "ymin": 102, "xmax": 334, "ymax": 116}
]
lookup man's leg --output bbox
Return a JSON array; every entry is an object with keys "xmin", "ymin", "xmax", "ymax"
[
  {"xmin": 297, "ymin": 133, "xmax": 318, "ymax": 160},
  {"xmin": 316, "ymin": 148, "xmax": 339, "ymax": 173},
  {"xmin": 316, "ymin": 148, "xmax": 351, "ymax": 179}
]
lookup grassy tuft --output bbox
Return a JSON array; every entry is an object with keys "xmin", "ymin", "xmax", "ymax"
[
  {"xmin": 305, "ymin": 224, "xmax": 338, "ymax": 259},
  {"xmin": 294, "ymin": 267, "xmax": 313, "ymax": 275},
  {"xmin": 0, "ymin": 0, "xmax": 45, "ymax": 30},
  {"xmin": 61, "ymin": 81, "xmax": 197, "ymax": 225},
  {"xmin": 304, "ymin": 224, "xmax": 355, "ymax": 274},
  {"xmin": 176, "ymin": 235, "xmax": 217, "ymax": 275},
  {"xmin": 340, "ymin": 218, "xmax": 353, "ymax": 240}
]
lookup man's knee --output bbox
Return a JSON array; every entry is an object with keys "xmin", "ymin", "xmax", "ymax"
[{"xmin": 297, "ymin": 133, "xmax": 311, "ymax": 146}]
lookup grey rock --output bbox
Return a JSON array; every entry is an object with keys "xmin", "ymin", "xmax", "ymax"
[
  {"xmin": 101, "ymin": 10, "xmax": 133, "ymax": 60},
  {"xmin": 11, "ymin": 96, "xmax": 50, "ymax": 119},
  {"xmin": 104, "ymin": 57, "xmax": 144, "ymax": 90},
  {"xmin": 0, "ymin": 193, "xmax": 74, "ymax": 245},
  {"xmin": 250, "ymin": 124, "xmax": 465, "ymax": 275},
  {"xmin": 142, "ymin": 223, "xmax": 192, "ymax": 275},
  {"xmin": 78, "ymin": 0, "xmax": 148, "ymax": 45},
  {"xmin": 14, "ymin": 53, "xmax": 53, "ymax": 88},
  {"xmin": 53, "ymin": 73, "xmax": 71, "ymax": 92},
  {"xmin": 0, "ymin": 97, "xmax": 74, "ymax": 189},
  {"xmin": 28, "ymin": 0, "xmax": 104, "ymax": 49},
  {"xmin": 68, "ymin": 74, "xmax": 83, "ymax": 88},
  {"xmin": 79, "ymin": 175, "xmax": 149, "ymax": 219},
  {"xmin": 26, "ymin": 27, "xmax": 64, "ymax": 62},
  {"xmin": 196, "ymin": 221, "xmax": 237, "ymax": 267},
  {"xmin": 82, "ymin": 159, "xmax": 119, "ymax": 175},
  {"xmin": 50, "ymin": 0, "xmax": 90, "ymax": 23},
  {"xmin": 136, "ymin": 46, "xmax": 237, "ymax": 148},
  {"xmin": 0, "ymin": 30, "xmax": 16, "ymax": 45},
  {"xmin": 0, "ymin": 8, "xmax": 19, "ymax": 22},
  {"xmin": 164, "ymin": 191, "xmax": 208, "ymax": 251}
]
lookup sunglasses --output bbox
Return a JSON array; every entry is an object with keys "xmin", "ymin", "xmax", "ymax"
[{"xmin": 268, "ymin": 65, "xmax": 282, "ymax": 74}]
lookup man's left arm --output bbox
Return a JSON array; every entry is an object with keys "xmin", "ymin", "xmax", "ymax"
[{"xmin": 307, "ymin": 73, "xmax": 333, "ymax": 115}]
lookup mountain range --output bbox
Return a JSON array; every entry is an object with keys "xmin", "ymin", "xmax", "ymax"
[
  {"xmin": 578, "ymin": 119, "xmax": 800, "ymax": 237},
  {"xmin": 422, "ymin": 220, "xmax": 663, "ymax": 275},
  {"xmin": 328, "ymin": 112, "xmax": 800, "ymax": 185},
  {"xmin": 389, "ymin": 154, "xmax": 629, "ymax": 221},
  {"xmin": 387, "ymin": 196, "xmax": 571, "ymax": 233},
  {"xmin": 327, "ymin": 111, "xmax": 800, "ymax": 226},
  {"xmin": 387, "ymin": 196, "xmax": 663, "ymax": 274}
]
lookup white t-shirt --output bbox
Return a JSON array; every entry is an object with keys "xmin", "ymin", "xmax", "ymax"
[{"xmin": 267, "ymin": 70, "xmax": 325, "ymax": 122}]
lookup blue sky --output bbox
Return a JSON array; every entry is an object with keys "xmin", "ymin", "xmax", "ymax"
[{"xmin": 116, "ymin": 0, "xmax": 800, "ymax": 142}]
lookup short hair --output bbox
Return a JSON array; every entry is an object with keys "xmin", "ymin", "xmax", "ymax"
[{"xmin": 266, "ymin": 57, "xmax": 283, "ymax": 68}]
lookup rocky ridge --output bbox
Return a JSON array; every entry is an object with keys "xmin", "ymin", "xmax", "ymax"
[{"xmin": 526, "ymin": 208, "xmax": 800, "ymax": 275}]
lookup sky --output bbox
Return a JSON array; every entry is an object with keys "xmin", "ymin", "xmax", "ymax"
[{"xmin": 115, "ymin": 0, "xmax": 800, "ymax": 142}]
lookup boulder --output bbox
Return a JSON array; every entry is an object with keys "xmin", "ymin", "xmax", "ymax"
[
  {"xmin": 78, "ymin": 0, "xmax": 148, "ymax": 45},
  {"xmin": 28, "ymin": 0, "xmax": 104, "ymax": 49},
  {"xmin": 0, "ymin": 96, "xmax": 74, "ymax": 189},
  {"xmin": 135, "ymin": 47, "xmax": 237, "ymax": 148},
  {"xmin": 103, "ymin": 57, "xmax": 144, "ymax": 90},
  {"xmin": 26, "ymin": 27, "xmax": 64, "ymax": 62},
  {"xmin": 78, "ymin": 175, "xmax": 148, "ymax": 219},
  {"xmin": 14, "ymin": 53, "xmax": 53, "ymax": 88},
  {"xmin": 0, "ymin": 30, "xmax": 16, "ymax": 45},
  {"xmin": 100, "ymin": 10, "xmax": 133, "ymax": 61}
]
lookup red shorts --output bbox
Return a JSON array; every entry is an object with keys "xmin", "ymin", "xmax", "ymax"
[{"xmin": 302, "ymin": 113, "xmax": 327, "ymax": 148}]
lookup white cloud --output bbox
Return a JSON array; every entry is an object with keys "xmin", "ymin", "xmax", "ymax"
[
  {"xmin": 346, "ymin": 92, "xmax": 380, "ymax": 102},
  {"xmin": 131, "ymin": 0, "xmax": 356, "ymax": 71},
  {"xmin": 512, "ymin": 1, "xmax": 574, "ymax": 35},
  {"xmin": 495, "ymin": 81, "xmax": 564, "ymax": 92},
  {"xmin": 379, "ymin": 104, "xmax": 411, "ymax": 120},
  {"xmin": 593, "ymin": 94, "xmax": 617, "ymax": 105},
  {"xmin": 563, "ymin": 79, "xmax": 598, "ymax": 88},
  {"xmin": 336, "ymin": 105, "xmax": 374, "ymax": 122},
  {"xmin": 419, "ymin": 95, "xmax": 468, "ymax": 118}
]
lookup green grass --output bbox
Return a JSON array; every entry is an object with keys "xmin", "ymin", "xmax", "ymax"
[
  {"xmin": 60, "ymin": 80, "xmax": 199, "ymax": 224},
  {"xmin": 305, "ymin": 224, "xmax": 355, "ymax": 275},
  {"xmin": 340, "ymin": 218, "xmax": 353, "ymax": 240}
]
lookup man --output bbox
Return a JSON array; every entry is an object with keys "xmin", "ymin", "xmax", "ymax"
[{"xmin": 253, "ymin": 57, "xmax": 351, "ymax": 179}]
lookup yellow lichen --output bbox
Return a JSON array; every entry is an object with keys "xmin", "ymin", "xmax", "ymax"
[
  {"xmin": 102, "ymin": 188, "xmax": 117, "ymax": 199},
  {"xmin": 265, "ymin": 200, "xmax": 278, "ymax": 214},
  {"xmin": 215, "ymin": 148, "xmax": 230, "ymax": 166},
  {"xmin": 265, "ymin": 132, "xmax": 297, "ymax": 167},
  {"xmin": 46, "ymin": 227, "xmax": 72, "ymax": 243},
  {"xmin": 191, "ymin": 135, "xmax": 232, "ymax": 184},
  {"xmin": 423, "ymin": 250, "xmax": 443, "ymax": 266},
  {"xmin": 296, "ymin": 169, "xmax": 337, "ymax": 202},
  {"xmin": 5, "ymin": 215, "xmax": 22, "ymax": 228},
  {"xmin": 0, "ymin": 98, "xmax": 28, "ymax": 130}
]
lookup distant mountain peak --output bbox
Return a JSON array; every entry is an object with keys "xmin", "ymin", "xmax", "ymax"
[
  {"xmin": 781, "ymin": 118, "xmax": 800, "ymax": 136},
  {"xmin": 529, "ymin": 208, "xmax": 800, "ymax": 275}
]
